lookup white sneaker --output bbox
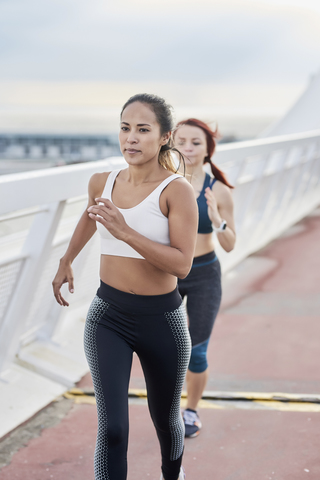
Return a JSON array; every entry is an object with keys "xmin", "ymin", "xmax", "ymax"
[
  {"xmin": 179, "ymin": 466, "xmax": 186, "ymax": 479},
  {"xmin": 160, "ymin": 466, "xmax": 185, "ymax": 479}
]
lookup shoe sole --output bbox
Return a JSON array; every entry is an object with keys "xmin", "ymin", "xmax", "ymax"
[{"xmin": 185, "ymin": 430, "xmax": 200, "ymax": 438}]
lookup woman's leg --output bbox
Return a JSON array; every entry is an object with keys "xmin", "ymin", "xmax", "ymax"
[
  {"xmin": 187, "ymin": 256, "xmax": 221, "ymax": 388},
  {"xmin": 84, "ymin": 295, "xmax": 133, "ymax": 480},
  {"xmin": 137, "ymin": 302, "xmax": 191, "ymax": 480},
  {"xmin": 178, "ymin": 254, "xmax": 222, "ymax": 436},
  {"xmin": 185, "ymin": 368, "xmax": 209, "ymax": 410}
]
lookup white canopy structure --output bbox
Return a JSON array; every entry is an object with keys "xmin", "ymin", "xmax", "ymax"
[{"xmin": 262, "ymin": 69, "xmax": 320, "ymax": 137}]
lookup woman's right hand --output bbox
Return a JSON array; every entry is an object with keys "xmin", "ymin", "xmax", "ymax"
[{"xmin": 52, "ymin": 259, "xmax": 74, "ymax": 307}]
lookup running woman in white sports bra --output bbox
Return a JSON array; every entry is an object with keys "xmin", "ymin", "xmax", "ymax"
[{"xmin": 52, "ymin": 94, "xmax": 198, "ymax": 480}]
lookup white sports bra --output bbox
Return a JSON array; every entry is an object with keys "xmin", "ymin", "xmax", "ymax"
[{"xmin": 96, "ymin": 169, "xmax": 182, "ymax": 259}]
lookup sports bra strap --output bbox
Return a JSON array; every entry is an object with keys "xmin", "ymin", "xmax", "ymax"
[{"xmin": 209, "ymin": 177, "xmax": 217, "ymax": 188}]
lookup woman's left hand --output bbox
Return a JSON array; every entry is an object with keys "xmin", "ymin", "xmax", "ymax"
[
  {"xmin": 87, "ymin": 198, "xmax": 129, "ymax": 240},
  {"xmin": 204, "ymin": 187, "xmax": 221, "ymax": 226}
]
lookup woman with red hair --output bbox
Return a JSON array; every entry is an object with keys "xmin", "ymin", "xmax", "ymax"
[{"xmin": 173, "ymin": 118, "xmax": 236, "ymax": 438}]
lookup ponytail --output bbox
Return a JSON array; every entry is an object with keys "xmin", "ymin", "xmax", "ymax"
[
  {"xmin": 204, "ymin": 156, "xmax": 234, "ymax": 189},
  {"xmin": 159, "ymin": 139, "xmax": 186, "ymax": 175}
]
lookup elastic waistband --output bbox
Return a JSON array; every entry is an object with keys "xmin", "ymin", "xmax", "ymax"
[
  {"xmin": 192, "ymin": 251, "xmax": 217, "ymax": 268},
  {"xmin": 97, "ymin": 280, "xmax": 182, "ymax": 315}
]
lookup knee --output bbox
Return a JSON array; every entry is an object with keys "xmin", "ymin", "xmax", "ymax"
[
  {"xmin": 152, "ymin": 408, "xmax": 183, "ymax": 436},
  {"xmin": 151, "ymin": 410, "xmax": 171, "ymax": 434},
  {"xmin": 102, "ymin": 418, "xmax": 128, "ymax": 447},
  {"xmin": 188, "ymin": 340, "xmax": 209, "ymax": 373}
]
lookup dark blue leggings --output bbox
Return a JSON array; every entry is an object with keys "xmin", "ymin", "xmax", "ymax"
[
  {"xmin": 84, "ymin": 281, "xmax": 191, "ymax": 480},
  {"xmin": 178, "ymin": 251, "xmax": 222, "ymax": 373}
]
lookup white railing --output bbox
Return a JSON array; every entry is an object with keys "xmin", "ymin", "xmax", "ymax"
[
  {"xmin": 0, "ymin": 130, "xmax": 319, "ymax": 412},
  {"xmin": 0, "ymin": 156, "xmax": 127, "ymax": 378},
  {"xmin": 213, "ymin": 129, "xmax": 320, "ymax": 270}
]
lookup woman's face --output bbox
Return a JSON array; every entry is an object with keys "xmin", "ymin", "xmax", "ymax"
[
  {"xmin": 119, "ymin": 101, "xmax": 169, "ymax": 166},
  {"xmin": 174, "ymin": 125, "xmax": 207, "ymax": 167}
]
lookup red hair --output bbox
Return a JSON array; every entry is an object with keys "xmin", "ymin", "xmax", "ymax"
[{"xmin": 174, "ymin": 118, "xmax": 234, "ymax": 189}]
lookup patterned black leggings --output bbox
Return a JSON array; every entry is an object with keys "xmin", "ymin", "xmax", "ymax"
[{"xmin": 84, "ymin": 281, "xmax": 191, "ymax": 480}]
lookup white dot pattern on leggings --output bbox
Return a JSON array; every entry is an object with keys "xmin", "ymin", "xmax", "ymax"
[
  {"xmin": 84, "ymin": 295, "xmax": 110, "ymax": 480},
  {"xmin": 165, "ymin": 304, "xmax": 191, "ymax": 461}
]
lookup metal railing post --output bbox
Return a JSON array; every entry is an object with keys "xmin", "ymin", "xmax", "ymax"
[{"xmin": 0, "ymin": 200, "xmax": 65, "ymax": 374}]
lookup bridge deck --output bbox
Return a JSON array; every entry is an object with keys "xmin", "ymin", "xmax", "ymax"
[{"xmin": 0, "ymin": 207, "xmax": 319, "ymax": 479}]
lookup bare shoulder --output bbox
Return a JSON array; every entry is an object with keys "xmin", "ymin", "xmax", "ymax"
[
  {"xmin": 88, "ymin": 171, "xmax": 110, "ymax": 199},
  {"xmin": 164, "ymin": 176, "xmax": 197, "ymax": 216},
  {"xmin": 212, "ymin": 180, "xmax": 234, "ymax": 210},
  {"xmin": 166, "ymin": 175, "xmax": 195, "ymax": 199},
  {"xmin": 213, "ymin": 179, "xmax": 233, "ymax": 198}
]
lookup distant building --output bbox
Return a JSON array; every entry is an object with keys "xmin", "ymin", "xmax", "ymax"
[{"xmin": 0, "ymin": 133, "xmax": 121, "ymax": 174}]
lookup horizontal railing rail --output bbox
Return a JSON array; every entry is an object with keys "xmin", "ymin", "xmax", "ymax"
[{"xmin": 212, "ymin": 129, "xmax": 320, "ymax": 269}]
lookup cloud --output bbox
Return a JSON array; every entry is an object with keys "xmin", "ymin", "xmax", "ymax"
[{"xmin": 0, "ymin": 0, "xmax": 320, "ymax": 84}]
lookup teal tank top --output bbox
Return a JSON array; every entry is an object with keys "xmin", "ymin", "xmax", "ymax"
[{"xmin": 197, "ymin": 173, "xmax": 217, "ymax": 234}]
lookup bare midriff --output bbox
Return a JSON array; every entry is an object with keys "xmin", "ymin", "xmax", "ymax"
[
  {"xmin": 194, "ymin": 233, "xmax": 215, "ymax": 258},
  {"xmin": 100, "ymin": 255, "xmax": 177, "ymax": 295},
  {"xmin": 99, "ymin": 233, "xmax": 214, "ymax": 295}
]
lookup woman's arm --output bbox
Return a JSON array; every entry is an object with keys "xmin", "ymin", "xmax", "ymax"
[
  {"xmin": 205, "ymin": 182, "xmax": 236, "ymax": 252},
  {"xmin": 52, "ymin": 172, "xmax": 107, "ymax": 306},
  {"xmin": 88, "ymin": 178, "xmax": 198, "ymax": 279}
]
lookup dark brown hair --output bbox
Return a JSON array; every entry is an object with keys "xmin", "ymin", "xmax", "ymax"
[{"xmin": 121, "ymin": 93, "xmax": 185, "ymax": 174}]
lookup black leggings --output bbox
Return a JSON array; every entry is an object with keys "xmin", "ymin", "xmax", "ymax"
[
  {"xmin": 178, "ymin": 251, "xmax": 222, "ymax": 373},
  {"xmin": 84, "ymin": 281, "xmax": 191, "ymax": 480}
]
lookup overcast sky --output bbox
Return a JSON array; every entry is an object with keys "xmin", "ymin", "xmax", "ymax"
[{"xmin": 1, "ymin": 0, "xmax": 320, "ymax": 86}]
